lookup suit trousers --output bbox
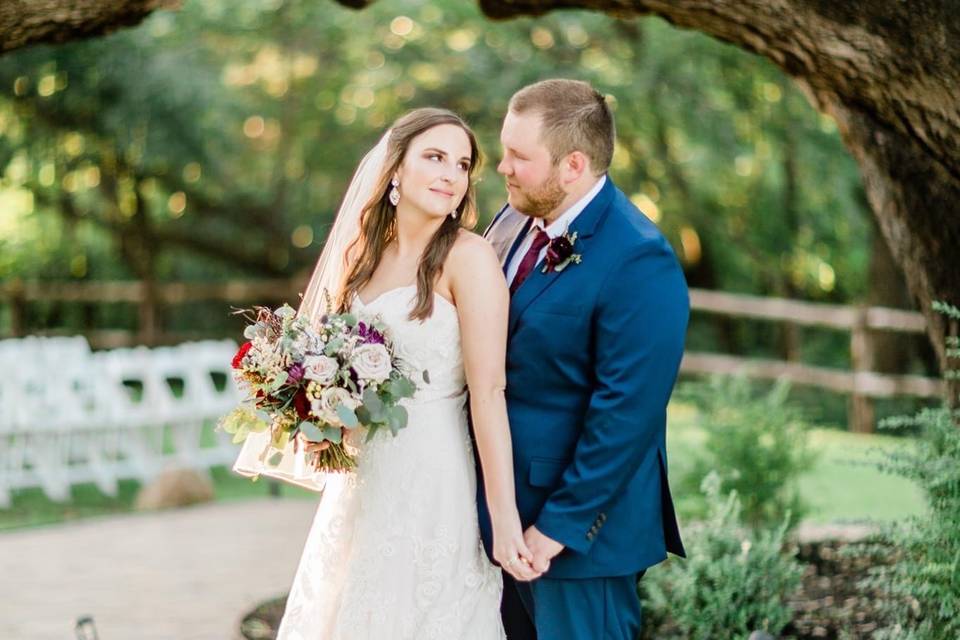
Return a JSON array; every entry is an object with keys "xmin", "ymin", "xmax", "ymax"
[{"xmin": 501, "ymin": 569, "xmax": 645, "ymax": 640}]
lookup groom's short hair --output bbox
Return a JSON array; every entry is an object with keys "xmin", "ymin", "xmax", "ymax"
[{"xmin": 509, "ymin": 79, "xmax": 615, "ymax": 174}]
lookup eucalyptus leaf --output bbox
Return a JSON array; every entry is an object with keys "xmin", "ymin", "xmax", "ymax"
[
  {"xmin": 387, "ymin": 404, "xmax": 408, "ymax": 435},
  {"xmin": 320, "ymin": 425, "xmax": 343, "ymax": 443},
  {"xmin": 298, "ymin": 421, "xmax": 326, "ymax": 442},
  {"xmin": 268, "ymin": 451, "xmax": 284, "ymax": 466},
  {"xmin": 324, "ymin": 338, "xmax": 344, "ymax": 356},
  {"xmin": 391, "ymin": 377, "xmax": 416, "ymax": 399},
  {"xmin": 362, "ymin": 387, "xmax": 386, "ymax": 421},
  {"xmin": 336, "ymin": 404, "xmax": 360, "ymax": 429},
  {"xmin": 355, "ymin": 405, "xmax": 372, "ymax": 426},
  {"xmin": 268, "ymin": 370, "xmax": 289, "ymax": 392}
]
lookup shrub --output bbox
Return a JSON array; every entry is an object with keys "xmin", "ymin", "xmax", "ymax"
[
  {"xmin": 641, "ymin": 472, "xmax": 804, "ymax": 640},
  {"xmin": 678, "ymin": 376, "xmax": 815, "ymax": 530},
  {"xmin": 858, "ymin": 301, "xmax": 960, "ymax": 640}
]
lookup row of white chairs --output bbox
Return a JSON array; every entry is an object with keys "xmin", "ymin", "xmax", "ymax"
[{"xmin": 0, "ymin": 336, "xmax": 245, "ymax": 508}]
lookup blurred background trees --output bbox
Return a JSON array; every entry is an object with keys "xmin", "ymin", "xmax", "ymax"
[{"xmin": 0, "ymin": 0, "xmax": 937, "ymax": 421}]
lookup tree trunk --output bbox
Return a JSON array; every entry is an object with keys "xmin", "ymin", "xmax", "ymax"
[
  {"xmin": 0, "ymin": 0, "xmax": 179, "ymax": 52},
  {"xmin": 866, "ymin": 206, "xmax": 915, "ymax": 375}
]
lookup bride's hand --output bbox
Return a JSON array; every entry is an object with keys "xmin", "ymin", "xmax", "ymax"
[
  {"xmin": 492, "ymin": 512, "xmax": 540, "ymax": 582},
  {"xmin": 296, "ymin": 432, "xmax": 330, "ymax": 454}
]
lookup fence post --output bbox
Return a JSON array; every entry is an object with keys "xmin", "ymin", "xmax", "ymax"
[
  {"xmin": 849, "ymin": 306, "xmax": 876, "ymax": 433},
  {"xmin": 8, "ymin": 278, "xmax": 26, "ymax": 337},
  {"xmin": 137, "ymin": 280, "xmax": 159, "ymax": 346}
]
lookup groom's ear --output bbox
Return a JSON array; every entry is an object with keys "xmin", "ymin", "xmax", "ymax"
[{"xmin": 561, "ymin": 150, "xmax": 591, "ymax": 184}]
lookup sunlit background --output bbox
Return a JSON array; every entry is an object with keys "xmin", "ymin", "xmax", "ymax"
[{"xmin": 1, "ymin": 2, "xmax": 950, "ymax": 639}]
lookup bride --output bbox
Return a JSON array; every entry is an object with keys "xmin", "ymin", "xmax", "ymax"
[{"xmin": 233, "ymin": 108, "xmax": 539, "ymax": 639}]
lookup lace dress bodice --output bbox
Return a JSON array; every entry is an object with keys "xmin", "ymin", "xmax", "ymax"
[{"xmin": 357, "ymin": 285, "xmax": 465, "ymax": 404}]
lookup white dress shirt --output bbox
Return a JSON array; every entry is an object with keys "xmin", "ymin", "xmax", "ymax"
[{"xmin": 506, "ymin": 175, "xmax": 606, "ymax": 286}]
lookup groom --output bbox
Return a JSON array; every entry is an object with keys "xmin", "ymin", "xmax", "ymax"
[{"xmin": 477, "ymin": 79, "xmax": 689, "ymax": 639}]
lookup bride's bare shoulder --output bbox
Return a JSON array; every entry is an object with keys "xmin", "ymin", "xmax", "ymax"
[
  {"xmin": 444, "ymin": 229, "xmax": 509, "ymax": 313},
  {"xmin": 449, "ymin": 230, "xmax": 499, "ymax": 270}
]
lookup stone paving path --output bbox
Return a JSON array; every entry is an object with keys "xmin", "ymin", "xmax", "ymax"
[{"xmin": 0, "ymin": 498, "xmax": 319, "ymax": 640}]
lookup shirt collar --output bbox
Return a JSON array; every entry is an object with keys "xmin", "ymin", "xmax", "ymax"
[{"xmin": 533, "ymin": 174, "xmax": 607, "ymax": 239}]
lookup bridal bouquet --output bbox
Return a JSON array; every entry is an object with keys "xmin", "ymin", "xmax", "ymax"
[{"xmin": 218, "ymin": 302, "xmax": 419, "ymax": 473}]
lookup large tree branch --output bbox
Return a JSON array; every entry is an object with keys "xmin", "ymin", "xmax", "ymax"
[
  {"xmin": 0, "ymin": 0, "xmax": 179, "ymax": 52},
  {"xmin": 468, "ymin": 1, "xmax": 960, "ymax": 185}
]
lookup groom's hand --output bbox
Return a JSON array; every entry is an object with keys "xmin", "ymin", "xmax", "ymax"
[{"xmin": 523, "ymin": 526, "xmax": 564, "ymax": 574}]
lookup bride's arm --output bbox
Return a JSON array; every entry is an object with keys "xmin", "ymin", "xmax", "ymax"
[{"xmin": 447, "ymin": 232, "xmax": 538, "ymax": 581}]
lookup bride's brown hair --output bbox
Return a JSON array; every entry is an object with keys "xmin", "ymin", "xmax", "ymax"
[{"xmin": 337, "ymin": 108, "xmax": 480, "ymax": 321}]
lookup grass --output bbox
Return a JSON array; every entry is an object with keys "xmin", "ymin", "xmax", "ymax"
[
  {"xmin": 665, "ymin": 402, "xmax": 926, "ymax": 525},
  {"xmin": 1, "ymin": 403, "xmax": 926, "ymax": 531}
]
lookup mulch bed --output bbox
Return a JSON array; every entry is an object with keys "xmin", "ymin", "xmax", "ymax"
[
  {"xmin": 240, "ymin": 539, "xmax": 893, "ymax": 640},
  {"xmin": 781, "ymin": 538, "xmax": 891, "ymax": 639}
]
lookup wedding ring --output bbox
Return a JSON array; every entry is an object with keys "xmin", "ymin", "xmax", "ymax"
[{"xmin": 506, "ymin": 557, "xmax": 519, "ymax": 567}]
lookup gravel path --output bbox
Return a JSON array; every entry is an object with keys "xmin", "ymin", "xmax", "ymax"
[{"xmin": 0, "ymin": 498, "xmax": 318, "ymax": 640}]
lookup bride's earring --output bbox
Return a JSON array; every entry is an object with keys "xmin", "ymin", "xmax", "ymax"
[
  {"xmin": 389, "ymin": 178, "xmax": 401, "ymax": 207},
  {"xmin": 450, "ymin": 209, "xmax": 459, "ymax": 220}
]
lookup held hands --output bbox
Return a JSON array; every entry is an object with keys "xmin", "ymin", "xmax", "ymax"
[
  {"xmin": 492, "ymin": 514, "xmax": 542, "ymax": 582},
  {"xmin": 523, "ymin": 525, "xmax": 565, "ymax": 575},
  {"xmin": 296, "ymin": 431, "xmax": 330, "ymax": 454},
  {"xmin": 493, "ymin": 519, "xmax": 565, "ymax": 582}
]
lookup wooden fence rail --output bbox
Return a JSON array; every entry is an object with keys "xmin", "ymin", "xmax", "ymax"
[{"xmin": 0, "ymin": 278, "xmax": 943, "ymax": 432}]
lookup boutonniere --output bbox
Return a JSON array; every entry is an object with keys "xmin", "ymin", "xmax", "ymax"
[{"xmin": 542, "ymin": 231, "xmax": 583, "ymax": 273}]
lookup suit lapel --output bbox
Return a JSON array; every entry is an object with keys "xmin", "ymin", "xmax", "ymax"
[
  {"xmin": 486, "ymin": 205, "xmax": 533, "ymax": 273},
  {"xmin": 507, "ymin": 177, "xmax": 616, "ymax": 338},
  {"xmin": 482, "ymin": 204, "xmax": 509, "ymax": 239},
  {"xmin": 501, "ymin": 216, "xmax": 532, "ymax": 275}
]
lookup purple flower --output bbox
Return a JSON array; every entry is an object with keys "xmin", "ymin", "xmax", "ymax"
[
  {"xmin": 287, "ymin": 363, "xmax": 305, "ymax": 383},
  {"xmin": 546, "ymin": 236, "xmax": 573, "ymax": 267},
  {"xmin": 357, "ymin": 321, "xmax": 385, "ymax": 345}
]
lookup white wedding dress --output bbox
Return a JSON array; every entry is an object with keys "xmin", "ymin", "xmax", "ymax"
[{"xmin": 276, "ymin": 285, "xmax": 505, "ymax": 640}]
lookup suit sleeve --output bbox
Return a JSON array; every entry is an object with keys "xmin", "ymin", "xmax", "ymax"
[{"xmin": 534, "ymin": 239, "xmax": 690, "ymax": 554}]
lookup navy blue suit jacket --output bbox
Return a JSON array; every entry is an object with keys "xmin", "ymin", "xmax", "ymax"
[{"xmin": 477, "ymin": 177, "xmax": 688, "ymax": 579}]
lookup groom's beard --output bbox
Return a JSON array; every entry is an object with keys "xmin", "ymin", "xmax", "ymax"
[{"xmin": 510, "ymin": 169, "xmax": 566, "ymax": 219}]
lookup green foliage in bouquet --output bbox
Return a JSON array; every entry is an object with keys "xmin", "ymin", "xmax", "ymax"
[
  {"xmin": 641, "ymin": 472, "xmax": 804, "ymax": 639},
  {"xmin": 218, "ymin": 405, "xmax": 270, "ymax": 444},
  {"xmin": 856, "ymin": 301, "xmax": 960, "ymax": 640},
  {"xmin": 356, "ymin": 377, "xmax": 417, "ymax": 442},
  {"xmin": 677, "ymin": 376, "xmax": 815, "ymax": 531}
]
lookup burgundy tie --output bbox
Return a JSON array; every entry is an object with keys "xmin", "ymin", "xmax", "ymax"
[{"xmin": 510, "ymin": 228, "xmax": 551, "ymax": 295}]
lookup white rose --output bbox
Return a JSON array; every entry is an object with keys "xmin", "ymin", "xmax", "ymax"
[
  {"xmin": 350, "ymin": 343, "xmax": 392, "ymax": 383},
  {"xmin": 310, "ymin": 386, "xmax": 358, "ymax": 424},
  {"xmin": 303, "ymin": 355, "xmax": 339, "ymax": 385}
]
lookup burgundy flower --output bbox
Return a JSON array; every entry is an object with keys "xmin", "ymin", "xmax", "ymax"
[
  {"xmin": 293, "ymin": 388, "xmax": 310, "ymax": 420},
  {"xmin": 546, "ymin": 236, "xmax": 574, "ymax": 266},
  {"xmin": 231, "ymin": 341, "xmax": 253, "ymax": 369},
  {"xmin": 543, "ymin": 232, "xmax": 582, "ymax": 273}
]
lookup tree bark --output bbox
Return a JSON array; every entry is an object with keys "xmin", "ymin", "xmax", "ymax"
[
  {"xmin": 866, "ymin": 205, "xmax": 916, "ymax": 375},
  {"xmin": 0, "ymin": 0, "xmax": 179, "ymax": 52}
]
